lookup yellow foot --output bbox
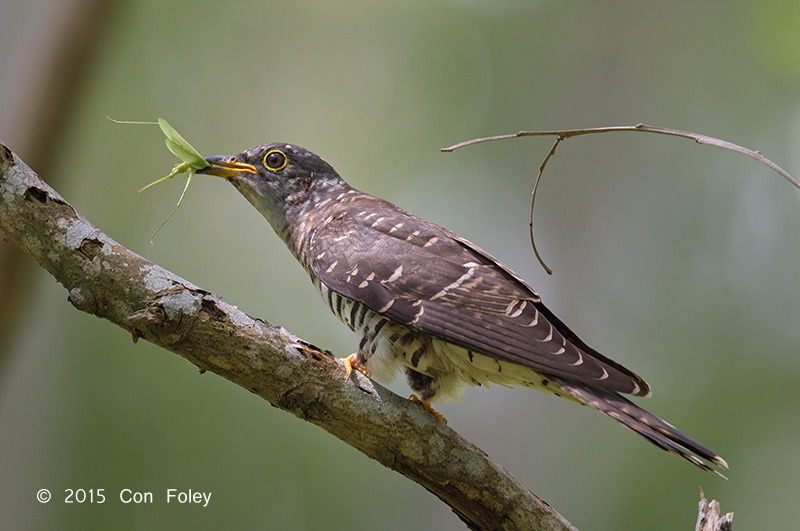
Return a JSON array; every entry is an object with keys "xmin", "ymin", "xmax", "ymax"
[
  {"xmin": 409, "ymin": 394, "xmax": 448, "ymax": 425},
  {"xmin": 341, "ymin": 353, "xmax": 370, "ymax": 379}
]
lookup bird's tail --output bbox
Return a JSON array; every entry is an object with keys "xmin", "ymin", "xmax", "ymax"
[{"xmin": 551, "ymin": 376, "xmax": 729, "ymax": 477}]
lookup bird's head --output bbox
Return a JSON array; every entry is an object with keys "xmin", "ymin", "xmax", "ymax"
[{"xmin": 198, "ymin": 142, "xmax": 347, "ymax": 235}]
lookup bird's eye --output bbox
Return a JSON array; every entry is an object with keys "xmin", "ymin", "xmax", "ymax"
[{"xmin": 263, "ymin": 149, "xmax": 288, "ymax": 172}]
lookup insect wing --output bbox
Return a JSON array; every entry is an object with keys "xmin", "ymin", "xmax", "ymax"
[{"xmin": 158, "ymin": 118, "xmax": 209, "ymax": 169}]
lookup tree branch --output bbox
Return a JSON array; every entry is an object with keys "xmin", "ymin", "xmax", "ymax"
[
  {"xmin": 0, "ymin": 142, "xmax": 576, "ymax": 530},
  {"xmin": 443, "ymin": 124, "xmax": 800, "ymax": 275},
  {"xmin": 441, "ymin": 124, "xmax": 800, "ymax": 190}
]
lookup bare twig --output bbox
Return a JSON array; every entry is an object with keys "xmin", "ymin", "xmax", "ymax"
[
  {"xmin": 696, "ymin": 488, "xmax": 733, "ymax": 531},
  {"xmin": 442, "ymin": 124, "xmax": 799, "ymax": 189},
  {"xmin": 529, "ymin": 137, "xmax": 562, "ymax": 275},
  {"xmin": 443, "ymin": 124, "xmax": 799, "ymax": 274},
  {"xmin": 0, "ymin": 143, "xmax": 577, "ymax": 530}
]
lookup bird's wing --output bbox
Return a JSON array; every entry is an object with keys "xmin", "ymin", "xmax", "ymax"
[{"xmin": 308, "ymin": 199, "xmax": 650, "ymax": 396}]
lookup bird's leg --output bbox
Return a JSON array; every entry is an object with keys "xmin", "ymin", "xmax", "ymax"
[
  {"xmin": 341, "ymin": 352, "xmax": 370, "ymax": 379},
  {"xmin": 409, "ymin": 394, "xmax": 448, "ymax": 425}
]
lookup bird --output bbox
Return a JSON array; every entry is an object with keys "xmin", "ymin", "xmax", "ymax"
[{"xmin": 197, "ymin": 142, "xmax": 728, "ymax": 476}]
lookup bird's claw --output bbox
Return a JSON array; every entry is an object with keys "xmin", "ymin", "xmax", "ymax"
[
  {"xmin": 410, "ymin": 394, "xmax": 448, "ymax": 425},
  {"xmin": 342, "ymin": 352, "xmax": 370, "ymax": 379}
]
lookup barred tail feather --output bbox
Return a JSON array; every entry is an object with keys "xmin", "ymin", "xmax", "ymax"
[{"xmin": 551, "ymin": 377, "xmax": 728, "ymax": 478}]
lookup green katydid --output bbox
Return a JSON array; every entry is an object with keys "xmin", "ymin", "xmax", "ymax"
[{"xmin": 107, "ymin": 116, "xmax": 210, "ymax": 242}]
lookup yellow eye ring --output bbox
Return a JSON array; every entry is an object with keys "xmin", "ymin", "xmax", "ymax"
[{"xmin": 263, "ymin": 149, "xmax": 288, "ymax": 172}]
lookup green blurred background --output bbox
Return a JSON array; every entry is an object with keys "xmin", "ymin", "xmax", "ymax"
[{"xmin": 2, "ymin": 0, "xmax": 799, "ymax": 529}]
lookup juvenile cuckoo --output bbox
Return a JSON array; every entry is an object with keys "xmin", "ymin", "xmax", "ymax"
[{"xmin": 197, "ymin": 142, "xmax": 727, "ymax": 476}]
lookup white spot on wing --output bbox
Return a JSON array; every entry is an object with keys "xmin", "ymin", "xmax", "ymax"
[
  {"xmin": 377, "ymin": 298, "xmax": 395, "ymax": 313},
  {"xmin": 384, "ymin": 265, "xmax": 403, "ymax": 283},
  {"xmin": 409, "ymin": 305, "xmax": 424, "ymax": 324},
  {"xmin": 508, "ymin": 300, "xmax": 527, "ymax": 318},
  {"xmin": 567, "ymin": 351, "xmax": 583, "ymax": 366},
  {"xmin": 423, "ymin": 236, "xmax": 439, "ymax": 248},
  {"xmin": 430, "ymin": 265, "xmax": 477, "ymax": 300},
  {"xmin": 405, "ymin": 229, "xmax": 421, "ymax": 242},
  {"xmin": 346, "ymin": 265, "xmax": 359, "ymax": 283},
  {"xmin": 552, "ymin": 336, "xmax": 566, "ymax": 354},
  {"xmin": 533, "ymin": 321, "xmax": 553, "ymax": 342}
]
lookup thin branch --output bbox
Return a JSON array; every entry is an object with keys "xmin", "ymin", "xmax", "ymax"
[
  {"xmin": 442, "ymin": 124, "xmax": 800, "ymax": 189},
  {"xmin": 0, "ymin": 143, "xmax": 576, "ymax": 531},
  {"xmin": 443, "ymin": 124, "xmax": 800, "ymax": 274},
  {"xmin": 528, "ymin": 137, "xmax": 562, "ymax": 275}
]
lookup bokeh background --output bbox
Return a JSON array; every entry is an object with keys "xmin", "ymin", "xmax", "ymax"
[{"xmin": 2, "ymin": 0, "xmax": 799, "ymax": 529}]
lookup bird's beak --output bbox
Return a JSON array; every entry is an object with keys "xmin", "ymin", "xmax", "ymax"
[{"xmin": 196, "ymin": 155, "xmax": 258, "ymax": 179}]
